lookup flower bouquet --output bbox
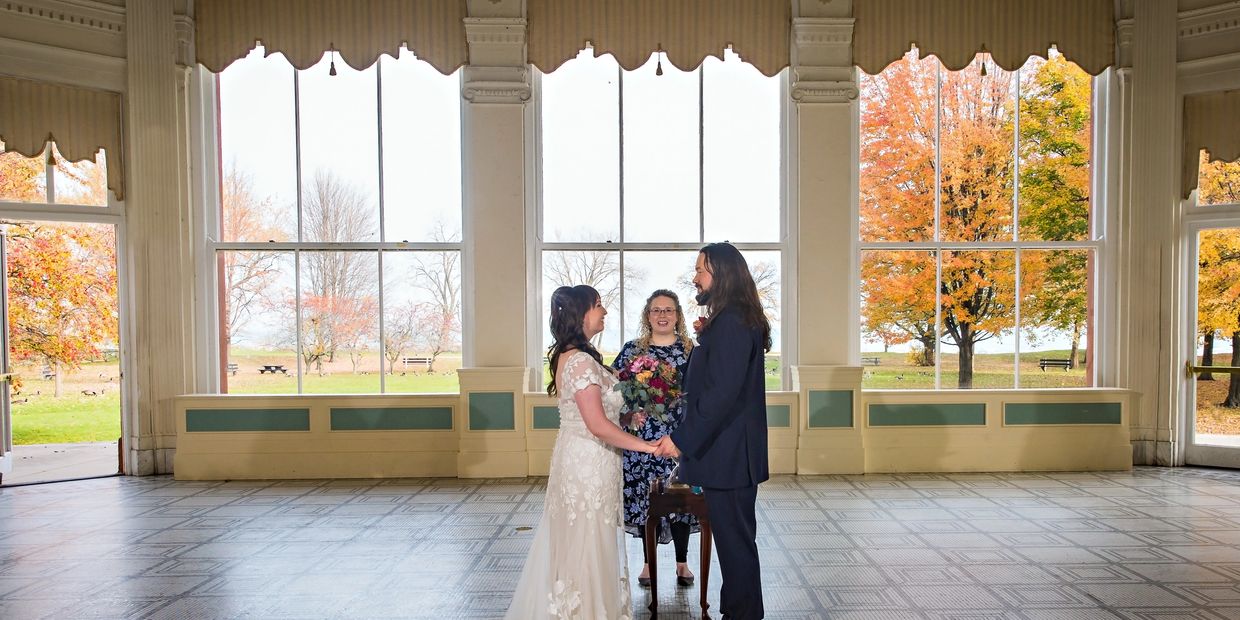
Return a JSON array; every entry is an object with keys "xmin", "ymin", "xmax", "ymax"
[{"xmin": 614, "ymin": 353, "xmax": 682, "ymax": 427}]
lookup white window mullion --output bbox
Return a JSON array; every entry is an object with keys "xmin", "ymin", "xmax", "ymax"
[
  {"xmin": 1013, "ymin": 67, "xmax": 1022, "ymax": 388},
  {"xmin": 934, "ymin": 63, "xmax": 943, "ymax": 390},
  {"xmin": 293, "ymin": 70, "xmax": 305, "ymax": 392},
  {"xmin": 375, "ymin": 60, "xmax": 387, "ymax": 391}
]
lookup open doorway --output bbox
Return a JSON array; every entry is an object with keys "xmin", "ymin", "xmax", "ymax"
[{"xmin": 0, "ymin": 144, "xmax": 122, "ymax": 486}]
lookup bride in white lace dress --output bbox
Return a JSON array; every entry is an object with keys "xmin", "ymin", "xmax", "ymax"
[{"xmin": 506, "ymin": 285, "xmax": 658, "ymax": 619}]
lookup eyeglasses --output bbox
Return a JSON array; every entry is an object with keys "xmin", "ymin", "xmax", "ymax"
[{"xmin": 648, "ymin": 307, "xmax": 677, "ymax": 316}]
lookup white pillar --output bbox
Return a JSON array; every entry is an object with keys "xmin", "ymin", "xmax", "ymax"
[
  {"xmin": 1116, "ymin": 2, "xmax": 1178, "ymax": 465},
  {"xmin": 457, "ymin": 15, "xmax": 534, "ymax": 477},
  {"xmin": 788, "ymin": 4, "xmax": 865, "ymax": 474},
  {"xmin": 124, "ymin": 0, "xmax": 196, "ymax": 474}
]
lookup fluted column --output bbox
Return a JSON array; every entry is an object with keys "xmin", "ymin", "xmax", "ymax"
[
  {"xmin": 125, "ymin": 0, "xmax": 196, "ymax": 474},
  {"xmin": 1119, "ymin": 1, "xmax": 1178, "ymax": 465}
]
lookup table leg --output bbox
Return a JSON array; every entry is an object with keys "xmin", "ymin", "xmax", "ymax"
[
  {"xmin": 645, "ymin": 516, "xmax": 659, "ymax": 618},
  {"xmin": 699, "ymin": 520, "xmax": 711, "ymax": 619}
]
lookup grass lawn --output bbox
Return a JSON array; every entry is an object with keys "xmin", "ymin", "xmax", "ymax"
[
  {"xmin": 225, "ymin": 351, "xmax": 462, "ymax": 394},
  {"xmin": 10, "ymin": 360, "xmax": 121, "ymax": 445},
  {"xmin": 861, "ymin": 349, "xmax": 1091, "ymax": 389},
  {"xmin": 1195, "ymin": 377, "xmax": 1240, "ymax": 435}
]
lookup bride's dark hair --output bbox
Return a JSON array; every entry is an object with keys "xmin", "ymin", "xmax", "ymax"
[{"xmin": 546, "ymin": 284, "xmax": 606, "ymax": 396}]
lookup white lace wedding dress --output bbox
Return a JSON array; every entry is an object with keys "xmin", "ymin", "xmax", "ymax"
[{"xmin": 505, "ymin": 351, "xmax": 633, "ymax": 619}]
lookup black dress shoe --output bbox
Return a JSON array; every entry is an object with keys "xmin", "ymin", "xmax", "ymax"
[
  {"xmin": 677, "ymin": 574, "xmax": 694, "ymax": 587},
  {"xmin": 638, "ymin": 576, "xmax": 651, "ymax": 588}
]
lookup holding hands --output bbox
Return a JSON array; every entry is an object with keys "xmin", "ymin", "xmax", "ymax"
[{"xmin": 652, "ymin": 435, "xmax": 680, "ymax": 458}]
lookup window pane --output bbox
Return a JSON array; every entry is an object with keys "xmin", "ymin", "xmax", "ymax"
[
  {"xmin": 299, "ymin": 53, "xmax": 380, "ymax": 242},
  {"xmin": 940, "ymin": 250, "xmax": 1016, "ymax": 389},
  {"xmin": 860, "ymin": 250, "xmax": 937, "ymax": 389},
  {"xmin": 382, "ymin": 250, "xmax": 462, "ymax": 393},
  {"xmin": 859, "ymin": 52, "xmax": 937, "ymax": 243},
  {"xmin": 1020, "ymin": 249, "xmax": 1092, "ymax": 387},
  {"xmin": 220, "ymin": 251, "xmax": 297, "ymax": 394},
  {"xmin": 1198, "ymin": 152, "xmax": 1240, "ymax": 206},
  {"xmin": 541, "ymin": 250, "xmax": 622, "ymax": 356},
  {"xmin": 619, "ymin": 251, "xmax": 697, "ymax": 346},
  {"xmin": 741, "ymin": 250, "xmax": 782, "ymax": 389},
  {"xmin": 51, "ymin": 145, "xmax": 107, "ymax": 206},
  {"xmin": 380, "ymin": 52, "xmax": 462, "ymax": 242},
  {"xmin": 703, "ymin": 52, "xmax": 780, "ymax": 243},
  {"xmin": 0, "ymin": 142, "xmax": 48, "ymax": 203},
  {"xmin": 299, "ymin": 251, "xmax": 380, "ymax": 393},
  {"xmin": 1018, "ymin": 53, "xmax": 1093, "ymax": 241},
  {"xmin": 218, "ymin": 47, "xmax": 297, "ymax": 241},
  {"xmin": 623, "ymin": 53, "xmax": 700, "ymax": 242},
  {"xmin": 541, "ymin": 52, "xmax": 620, "ymax": 242},
  {"xmin": 939, "ymin": 54, "xmax": 1016, "ymax": 242}
]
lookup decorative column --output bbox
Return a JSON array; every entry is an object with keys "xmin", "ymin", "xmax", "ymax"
[
  {"xmin": 1117, "ymin": 2, "xmax": 1178, "ymax": 465},
  {"xmin": 788, "ymin": 4, "xmax": 865, "ymax": 474},
  {"xmin": 125, "ymin": 0, "xmax": 197, "ymax": 474},
  {"xmin": 456, "ymin": 15, "xmax": 533, "ymax": 477}
]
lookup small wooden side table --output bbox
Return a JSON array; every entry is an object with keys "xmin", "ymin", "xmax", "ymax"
[{"xmin": 645, "ymin": 478, "xmax": 712, "ymax": 619}]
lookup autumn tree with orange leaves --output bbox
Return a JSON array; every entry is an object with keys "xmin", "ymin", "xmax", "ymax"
[
  {"xmin": 861, "ymin": 52, "xmax": 1092, "ymax": 388},
  {"xmin": 2, "ymin": 146, "xmax": 116, "ymax": 396}
]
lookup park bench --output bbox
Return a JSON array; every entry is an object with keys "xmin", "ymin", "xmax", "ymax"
[
  {"xmin": 259, "ymin": 364, "xmax": 289, "ymax": 375},
  {"xmin": 401, "ymin": 356, "xmax": 433, "ymax": 371},
  {"xmin": 41, "ymin": 366, "xmax": 55, "ymax": 380},
  {"xmin": 861, "ymin": 356, "xmax": 881, "ymax": 366},
  {"xmin": 1038, "ymin": 358, "xmax": 1072, "ymax": 371},
  {"xmin": 226, "ymin": 363, "xmax": 238, "ymax": 376}
]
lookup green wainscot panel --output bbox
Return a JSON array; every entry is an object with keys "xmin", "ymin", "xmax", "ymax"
[
  {"xmin": 766, "ymin": 404, "xmax": 791, "ymax": 428},
  {"xmin": 807, "ymin": 390, "xmax": 853, "ymax": 428},
  {"xmin": 1004, "ymin": 402, "xmax": 1121, "ymax": 425},
  {"xmin": 869, "ymin": 403, "xmax": 985, "ymax": 426},
  {"xmin": 532, "ymin": 406, "xmax": 560, "ymax": 430},
  {"xmin": 186, "ymin": 408, "xmax": 310, "ymax": 432},
  {"xmin": 469, "ymin": 392, "xmax": 515, "ymax": 431},
  {"xmin": 330, "ymin": 407, "xmax": 453, "ymax": 431}
]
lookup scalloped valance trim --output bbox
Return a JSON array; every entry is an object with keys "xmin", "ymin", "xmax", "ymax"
[
  {"xmin": 527, "ymin": 0, "xmax": 790, "ymax": 78},
  {"xmin": 195, "ymin": 0, "xmax": 467, "ymax": 75},
  {"xmin": 853, "ymin": 0, "xmax": 1114, "ymax": 77},
  {"xmin": 1182, "ymin": 89, "xmax": 1240, "ymax": 199},
  {"xmin": 0, "ymin": 76, "xmax": 124, "ymax": 201}
]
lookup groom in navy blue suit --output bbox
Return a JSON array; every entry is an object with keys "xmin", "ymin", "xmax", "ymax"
[{"xmin": 656, "ymin": 242, "xmax": 769, "ymax": 620}]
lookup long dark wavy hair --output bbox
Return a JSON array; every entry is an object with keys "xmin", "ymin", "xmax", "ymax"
[
  {"xmin": 546, "ymin": 284, "xmax": 607, "ymax": 396},
  {"xmin": 698, "ymin": 243, "xmax": 772, "ymax": 352},
  {"xmin": 635, "ymin": 289, "xmax": 694, "ymax": 355}
]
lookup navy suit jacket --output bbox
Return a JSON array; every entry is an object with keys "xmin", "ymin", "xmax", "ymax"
[{"xmin": 670, "ymin": 308, "xmax": 769, "ymax": 490}]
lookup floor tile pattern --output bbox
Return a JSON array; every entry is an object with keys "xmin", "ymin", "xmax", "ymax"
[{"xmin": 1, "ymin": 467, "xmax": 1238, "ymax": 619}]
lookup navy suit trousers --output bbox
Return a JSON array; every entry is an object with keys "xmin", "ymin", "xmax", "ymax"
[{"xmin": 704, "ymin": 484, "xmax": 763, "ymax": 619}]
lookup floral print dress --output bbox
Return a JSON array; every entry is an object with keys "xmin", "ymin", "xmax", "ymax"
[{"xmin": 612, "ymin": 340, "xmax": 701, "ymax": 543}]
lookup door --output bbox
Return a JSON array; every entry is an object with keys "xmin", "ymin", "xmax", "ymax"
[
  {"xmin": 1185, "ymin": 226, "xmax": 1240, "ymax": 468},
  {"xmin": 0, "ymin": 230, "xmax": 12, "ymax": 483}
]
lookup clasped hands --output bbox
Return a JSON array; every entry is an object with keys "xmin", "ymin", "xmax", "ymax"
[{"xmin": 649, "ymin": 435, "xmax": 680, "ymax": 458}]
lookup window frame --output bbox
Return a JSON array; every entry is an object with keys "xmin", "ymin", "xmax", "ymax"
[
  {"xmin": 529, "ymin": 53, "xmax": 794, "ymax": 390},
  {"xmin": 857, "ymin": 54, "xmax": 1116, "ymax": 390},
  {"xmin": 195, "ymin": 56, "xmax": 465, "ymax": 395}
]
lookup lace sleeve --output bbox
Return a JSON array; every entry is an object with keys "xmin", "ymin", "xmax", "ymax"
[{"xmin": 563, "ymin": 351, "xmax": 605, "ymax": 396}]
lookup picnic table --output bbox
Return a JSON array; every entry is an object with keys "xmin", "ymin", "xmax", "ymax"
[{"xmin": 259, "ymin": 364, "xmax": 289, "ymax": 375}]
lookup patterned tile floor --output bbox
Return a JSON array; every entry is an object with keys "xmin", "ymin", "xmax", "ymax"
[{"xmin": 1, "ymin": 467, "xmax": 1239, "ymax": 619}]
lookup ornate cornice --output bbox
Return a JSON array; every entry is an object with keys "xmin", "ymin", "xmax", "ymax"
[
  {"xmin": 1116, "ymin": 18, "xmax": 1134, "ymax": 69},
  {"xmin": 792, "ymin": 18, "xmax": 854, "ymax": 47},
  {"xmin": 0, "ymin": 0, "xmax": 125, "ymax": 35},
  {"xmin": 173, "ymin": 13, "xmax": 194, "ymax": 67},
  {"xmin": 1178, "ymin": 2, "xmax": 1240, "ymax": 39},
  {"xmin": 791, "ymin": 17, "xmax": 855, "ymax": 104},
  {"xmin": 464, "ymin": 17, "xmax": 526, "ymax": 67},
  {"xmin": 462, "ymin": 66, "xmax": 530, "ymax": 103},
  {"xmin": 790, "ymin": 80, "xmax": 858, "ymax": 103}
]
